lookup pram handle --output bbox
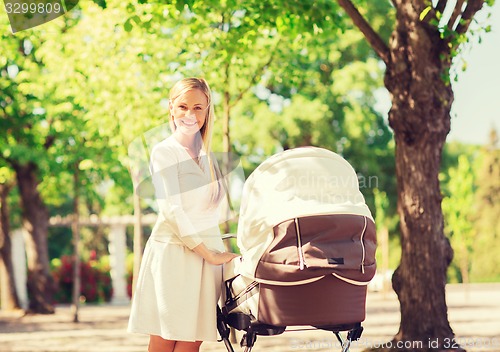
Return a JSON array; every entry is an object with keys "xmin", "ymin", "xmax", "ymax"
[{"xmin": 222, "ymin": 233, "xmax": 236, "ymax": 240}]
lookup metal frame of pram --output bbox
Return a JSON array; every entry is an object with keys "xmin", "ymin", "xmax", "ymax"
[{"xmin": 216, "ymin": 305, "xmax": 364, "ymax": 352}]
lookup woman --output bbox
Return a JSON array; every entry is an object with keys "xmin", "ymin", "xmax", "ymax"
[{"xmin": 128, "ymin": 77, "xmax": 238, "ymax": 352}]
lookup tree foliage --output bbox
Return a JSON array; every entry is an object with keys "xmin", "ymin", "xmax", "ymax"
[
  {"xmin": 442, "ymin": 154, "xmax": 476, "ymax": 283},
  {"xmin": 470, "ymin": 129, "xmax": 500, "ymax": 281}
]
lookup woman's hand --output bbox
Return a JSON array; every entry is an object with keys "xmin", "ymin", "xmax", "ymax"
[
  {"xmin": 192, "ymin": 243, "xmax": 238, "ymax": 265},
  {"xmin": 208, "ymin": 251, "xmax": 239, "ymax": 265}
]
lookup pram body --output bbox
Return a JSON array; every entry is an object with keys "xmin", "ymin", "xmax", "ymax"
[{"xmin": 218, "ymin": 147, "xmax": 377, "ymax": 352}]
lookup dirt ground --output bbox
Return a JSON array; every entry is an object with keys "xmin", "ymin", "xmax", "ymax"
[{"xmin": 0, "ymin": 283, "xmax": 499, "ymax": 352}]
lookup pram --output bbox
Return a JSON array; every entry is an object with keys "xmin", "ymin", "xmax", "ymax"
[{"xmin": 216, "ymin": 147, "xmax": 377, "ymax": 352}]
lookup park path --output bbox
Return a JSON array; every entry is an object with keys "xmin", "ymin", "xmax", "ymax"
[{"xmin": 0, "ymin": 283, "xmax": 499, "ymax": 352}]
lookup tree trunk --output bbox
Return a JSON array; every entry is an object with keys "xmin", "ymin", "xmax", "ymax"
[
  {"xmin": 132, "ymin": 190, "xmax": 143, "ymax": 296},
  {"xmin": 0, "ymin": 183, "xmax": 21, "ymax": 310},
  {"xmin": 71, "ymin": 162, "xmax": 81, "ymax": 322},
  {"xmin": 222, "ymin": 64, "xmax": 238, "ymax": 345},
  {"xmin": 459, "ymin": 250, "xmax": 469, "ymax": 285},
  {"xmin": 335, "ymin": 0, "xmax": 486, "ymax": 349},
  {"xmin": 385, "ymin": 4, "xmax": 457, "ymax": 350},
  {"xmin": 222, "ymin": 63, "xmax": 233, "ymax": 238},
  {"xmin": 13, "ymin": 162, "xmax": 55, "ymax": 314}
]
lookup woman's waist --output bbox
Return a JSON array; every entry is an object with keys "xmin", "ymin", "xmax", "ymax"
[
  {"xmin": 185, "ymin": 210, "xmax": 221, "ymax": 224},
  {"xmin": 153, "ymin": 217, "xmax": 221, "ymax": 234},
  {"xmin": 149, "ymin": 235, "xmax": 224, "ymax": 252},
  {"xmin": 158, "ymin": 210, "xmax": 220, "ymax": 227},
  {"xmin": 150, "ymin": 224, "xmax": 224, "ymax": 248}
]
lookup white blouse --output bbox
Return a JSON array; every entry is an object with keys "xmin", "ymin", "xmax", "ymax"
[{"xmin": 149, "ymin": 136, "xmax": 225, "ymax": 251}]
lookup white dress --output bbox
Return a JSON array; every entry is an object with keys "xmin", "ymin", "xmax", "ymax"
[{"xmin": 128, "ymin": 136, "xmax": 226, "ymax": 342}]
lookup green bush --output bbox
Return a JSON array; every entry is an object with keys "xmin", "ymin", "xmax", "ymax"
[{"xmin": 51, "ymin": 254, "xmax": 113, "ymax": 303}]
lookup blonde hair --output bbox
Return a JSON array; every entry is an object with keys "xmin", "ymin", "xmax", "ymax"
[{"xmin": 169, "ymin": 77, "xmax": 224, "ymax": 205}]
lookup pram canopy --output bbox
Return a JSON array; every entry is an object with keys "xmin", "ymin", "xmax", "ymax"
[{"xmin": 235, "ymin": 147, "xmax": 375, "ymax": 285}]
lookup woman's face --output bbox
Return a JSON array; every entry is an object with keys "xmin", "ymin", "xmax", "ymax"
[{"xmin": 170, "ymin": 89, "xmax": 209, "ymax": 136}]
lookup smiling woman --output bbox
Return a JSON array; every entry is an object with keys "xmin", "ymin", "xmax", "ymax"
[
  {"xmin": 127, "ymin": 77, "xmax": 238, "ymax": 352},
  {"xmin": 170, "ymin": 89, "xmax": 210, "ymax": 138}
]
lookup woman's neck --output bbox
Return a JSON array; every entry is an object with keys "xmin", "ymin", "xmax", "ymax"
[{"xmin": 173, "ymin": 131, "xmax": 202, "ymax": 153}]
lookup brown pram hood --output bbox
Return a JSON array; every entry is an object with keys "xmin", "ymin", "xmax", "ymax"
[{"xmin": 235, "ymin": 147, "xmax": 376, "ymax": 285}]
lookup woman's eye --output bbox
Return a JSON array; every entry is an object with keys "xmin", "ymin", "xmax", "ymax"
[{"xmin": 195, "ymin": 107, "xmax": 202, "ymax": 111}]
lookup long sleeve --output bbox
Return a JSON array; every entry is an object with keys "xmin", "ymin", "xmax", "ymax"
[{"xmin": 150, "ymin": 143, "xmax": 204, "ymax": 250}]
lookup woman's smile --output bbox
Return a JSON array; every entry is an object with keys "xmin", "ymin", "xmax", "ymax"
[{"xmin": 181, "ymin": 118, "xmax": 198, "ymax": 126}]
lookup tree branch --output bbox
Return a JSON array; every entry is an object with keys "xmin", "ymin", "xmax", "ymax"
[
  {"xmin": 43, "ymin": 135, "xmax": 56, "ymax": 150},
  {"xmin": 336, "ymin": 0, "xmax": 390, "ymax": 64},
  {"xmin": 420, "ymin": 0, "xmax": 448, "ymax": 25},
  {"xmin": 229, "ymin": 37, "xmax": 282, "ymax": 108},
  {"xmin": 436, "ymin": 0, "xmax": 447, "ymax": 14},
  {"xmin": 447, "ymin": 0, "xmax": 466, "ymax": 30},
  {"xmin": 0, "ymin": 104, "xmax": 8, "ymax": 119},
  {"xmin": 0, "ymin": 148, "xmax": 13, "ymax": 164},
  {"xmin": 454, "ymin": 0, "xmax": 486, "ymax": 35}
]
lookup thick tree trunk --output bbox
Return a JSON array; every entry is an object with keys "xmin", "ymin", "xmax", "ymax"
[
  {"xmin": 385, "ymin": 4, "xmax": 457, "ymax": 350},
  {"xmin": 336, "ymin": 0, "xmax": 486, "ymax": 350},
  {"xmin": 0, "ymin": 183, "xmax": 21, "ymax": 310},
  {"xmin": 13, "ymin": 162, "xmax": 55, "ymax": 314}
]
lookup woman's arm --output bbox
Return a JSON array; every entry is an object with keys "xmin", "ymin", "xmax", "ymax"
[
  {"xmin": 150, "ymin": 142, "xmax": 238, "ymax": 264},
  {"xmin": 192, "ymin": 242, "xmax": 238, "ymax": 265},
  {"xmin": 150, "ymin": 143, "xmax": 204, "ymax": 249}
]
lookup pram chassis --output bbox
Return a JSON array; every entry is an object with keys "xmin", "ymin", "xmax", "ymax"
[{"xmin": 217, "ymin": 305, "xmax": 364, "ymax": 352}]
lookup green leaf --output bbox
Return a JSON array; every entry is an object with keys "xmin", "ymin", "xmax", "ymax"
[
  {"xmin": 79, "ymin": 159, "xmax": 95, "ymax": 170},
  {"xmin": 175, "ymin": 0, "xmax": 185, "ymax": 13},
  {"xmin": 124, "ymin": 18, "xmax": 133, "ymax": 32},
  {"xmin": 419, "ymin": 6, "xmax": 432, "ymax": 21}
]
